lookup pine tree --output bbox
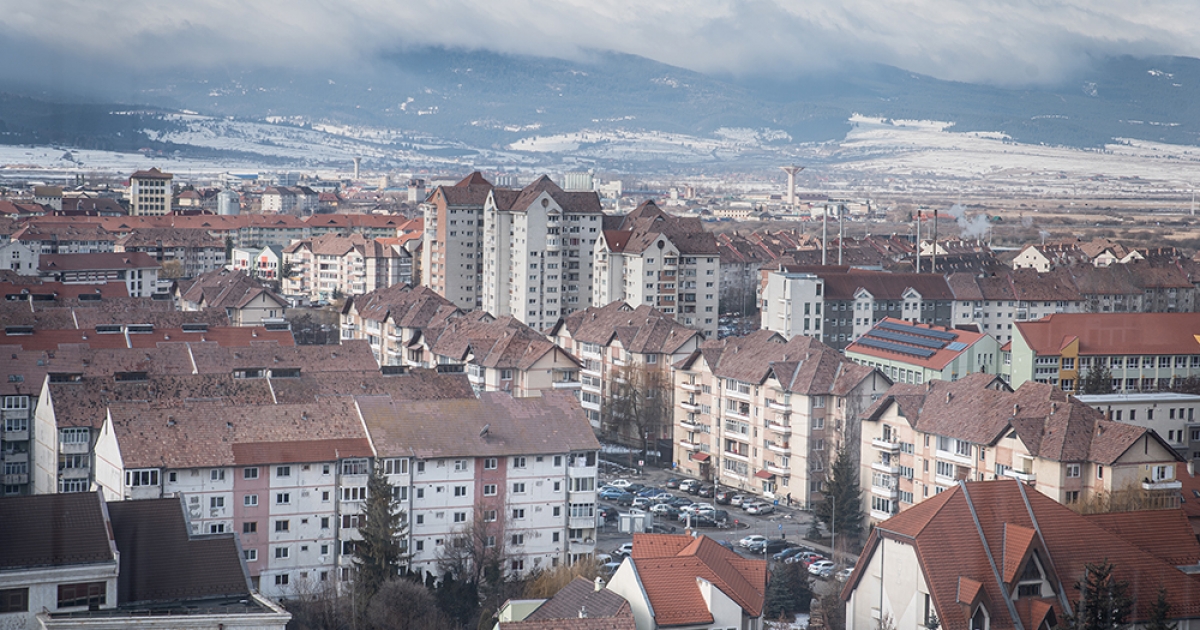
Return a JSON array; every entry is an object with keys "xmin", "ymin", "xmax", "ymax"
[
  {"xmin": 353, "ymin": 463, "xmax": 408, "ymax": 600},
  {"xmin": 1145, "ymin": 587, "xmax": 1176, "ymax": 630},
  {"xmin": 764, "ymin": 562, "xmax": 812, "ymax": 619},
  {"xmin": 814, "ymin": 441, "xmax": 865, "ymax": 546},
  {"xmin": 1065, "ymin": 561, "xmax": 1132, "ymax": 630},
  {"xmin": 1079, "ymin": 364, "xmax": 1114, "ymax": 394}
]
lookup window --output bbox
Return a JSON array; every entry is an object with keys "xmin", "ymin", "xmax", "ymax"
[
  {"xmin": 511, "ymin": 534, "xmax": 525, "ymax": 546},
  {"xmin": 484, "ymin": 510, "xmax": 498, "ymax": 522},
  {"xmin": 454, "ymin": 485, "xmax": 467, "ymax": 497},
  {"xmin": 275, "ymin": 547, "xmax": 290, "ymax": 559},
  {"xmin": 125, "ymin": 469, "xmax": 159, "ymax": 487},
  {"xmin": 276, "ymin": 492, "xmax": 291, "ymax": 505},
  {"xmin": 0, "ymin": 588, "xmax": 29, "ymax": 614},
  {"xmin": 1065, "ymin": 490, "xmax": 1079, "ymax": 504},
  {"xmin": 244, "ymin": 494, "xmax": 259, "ymax": 506},
  {"xmin": 243, "ymin": 521, "xmax": 257, "ymax": 533},
  {"xmin": 1066, "ymin": 464, "xmax": 1080, "ymax": 478},
  {"xmin": 243, "ymin": 467, "xmax": 259, "ymax": 479},
  {"xmin": 275, "ymin": 520, "xmax": 290, "ymax": 532},
  {"xmin": 209, "ymin": 523, "xmax": 226, "ymax": 533},
  {"xmin": 416, "ymin": 461, "xmax": 426, "ymax": 473},
  {"xmin": 513, "ymin": 456, "xmax": 527, "ymax": 468},
  {"xmin": 341, "ymin": 459, "xmax": 369, "ymax": 475},
  {"xmin": 276, "ymin": 466, "xmax": 291, "ymax": 477},
  {"xmin": 513, "ymin": 482, "xmax": 526, "ymax": 493},
  {"xmin": 383, "ymin": 458, "xmax": 408, "ymax": 475},
  {"xmin": 484, "ymin": 458, "xmax": 498, "ymax": 470},
  {"xmin": 244, "ymin": 549, "xmax": 257, "ymax": 561},
  {"xmin": 512, "ymin": 508, "xmax": 526, "ymax": 519},
  {"xmin": 57, "ymin": 582, "xmax": 106, "ymax": 609},
  {"xmin": 454, "ymin": 459, "xmax": 467, "ymax": 471},
  {"xmin": 454, "ymin": 512, "xmax": 467, "ymax": 523},
  {"xmin": 210, "ymin": 469, "xmax": 225, "ymax": 481},
  {"xmin": 483, "ymin": 484, "xmax": 497, "ymax": 496},
  {"xmin": 274, "ymin": 574, "xmax": 289, "ymax": 586},
  {"xmin": 1097, "ymin": 465, "xmax": 1104, "ymax": 479},
  {"xmin": 210, "ymin": 497, "xmax": 225, "ymax": 509}
]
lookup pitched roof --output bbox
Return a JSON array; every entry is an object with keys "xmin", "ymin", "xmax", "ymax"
[
  {"xmin": 601, "ymin": 201, "xmax": 718, "ymax": 256},
  {"xmin": 424, "ymin": 311, "xmax": 579, "ymax": 371},
  {"xmin": 518, "ymin": 577, "xmax": 632, "ymax": 625},
  {"xmin": 358, "ymin": 391, "xmax": 598, "ymax": 459},
  {"xmin": 845, "ymin": 317, "xmax": 992, "ymax": 371},
  {"xmin": 493, "ymin": 176, "xmax": 603, "ymax": 215},
  {"xmin": 40, "ymin": 251, "xmax": 161, "ymax": 272},
  {"xmin": 434, "ymin": 172, "xmax": 494, "ymax": 206},
  {"xmin": 687, "ymin": 330, "xmax": 878, "ymax": 396},
  {"xmin": 628, "ymin": 534, "xmax": 766, "ymax": 626},
  {"xmin": 556, "ymin": 301, "xmax": 702, "ymax": 355},
  {"xmin": 0, "ymin": 491, "xmax": 116, "ymax": 570},
  {"xmin": 344, "ymin": 283, "xmax": 460, "ymax": 328},
  {"xmin": 846, "ymin": 480, "xmax": 1200, "ymax": 629},
  {"xmin": 1015, "ymin": 312, "xmax": 1200, "ymax": 356},
  {"xmin": 177, "ymin": 269, "xmax": 287, "ymax": 310},
  {"xmin": 107, "ymin": 497, "xmax": 251, "ymax": 604}
]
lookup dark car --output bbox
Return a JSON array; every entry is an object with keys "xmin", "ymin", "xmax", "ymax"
[
  {"xmin": 697, "ymin": 485, "xmax": 715, "ymax": 498},
  {"xmin": 761, "ymin": 539, "xmax": 795, "ymax": 555},
  {"xmin": 685, "ymin": 482, "xmax": 703, "ymax": 495},
  {"xmin": 691, "ymin": 515, "xmax": 719, "ymax": 528},
  {"xmin": 710, "ymin": 509, "xmax": 730, "ymax": 525},
  {"xmin": 666, "ymin": 477, "xmax": 682, "ymax": 489},
  {"xmin": 637, "ymin": 487, "xmax": 662, "ymax": 497},
  {"xmin": 614, "ymin": 492, "xmax": 635, "ymax": 507},
  {"xmin": 626, "ymin": 483, "xmax": 646, "ymax": 494},
  {"xmin": 774, "ymin": 547, "xmax": 806, "ymax": 561},
  {"xmin": 715, "ymin": 490, "xmax": 735, "ymax": 505},
  {"xmin": 668, "ymin": 496, "xmax": 694, "ymax": 507},
  {"xmin": 598, "ymin": 506, "xmax": 619, "ymax": 523}
]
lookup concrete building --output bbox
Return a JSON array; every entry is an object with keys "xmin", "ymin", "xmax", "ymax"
[
  {"xmin": 1, "ymin": 240, "xmax": 38, "ymax": 275},
  {"xmin": 550, "ymin": 301, "xmax": 704, "ymax": 431},
  {"xmin": 844, "ymin": 318, "xmax": 1001, "ymax": 385},
  {"xmin": 282, "ymin": 233, "xmax": 413, "ymax": 302},
  {"xmin": 175, "ymin": 269, "xmax": 289, "ymax": 325},
  {"xmin": 593, "ymin": 201, "xmax": 720, "ymax": 337},
  {"xmin": 1074, "ymin": 392, "xmax": 1200, "ymax": 461},
  {"xmin": 482, "ymin": 176, "xmax": 605, "ymax": 331},
  {"xmin": 672, "ymin": 330, "xmax": 890, "ymax": 508},
  {"xmin": 127, "ymin": 168, "xmax": 173, "ymax": 216},
  {"xmin": 261, "ymin": 186, "xmax": 318, "ymax": 216},
  {"xmin": 231, "ymin": 245, "xmax": 283, "ymax": 282},
  {"xmin": 113, "ymin": 228, "xmax": 226, "ymax": 278},
  {"xmin": 38, "ymin": 253, "xmax": 162, "ymax": 297},
  {"xmin": 11, "ymin": 223, "xmax": 118, "ymax": 255},
  {"xmin": 858, "ymin": 374, "xmax": 1183, "ymax": 522},
  {"xmin": 422, "ymin": 172, "xmax": 494, "ymax": 311},
  {"xmin": 1009, "ymin": 312, "xmax": 1200, "ymax": 393},
  {"xmin": 842, "ymin": 480, "xmax": 1200, "ymax": 630},
  {"xmin": 946, "ymin": 269, "xmax": 1084, "ymax": 346},
  {"xmin": 340, "ymin": 283, "xmax": 462, "ymax": 366},
  {"xmin": 32, "ymin": 187, "xmax": 62, "ymax": 212}
]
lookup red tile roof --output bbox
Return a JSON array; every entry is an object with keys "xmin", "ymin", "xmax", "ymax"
[
  {"xmin": 845, "ymin": 317, "xmax": 991, "ymax": 371},
  {"xmin": 1016, "ymin": 312, "xmax": 1200, "ymax": 357},
  {"xmin": 629, "ymin": 534, "xmax": 766, "ymax": 626}
]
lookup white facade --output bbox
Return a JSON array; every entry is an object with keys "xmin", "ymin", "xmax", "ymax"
[
  {"xmin": 128, "ymin": 170, "xmax": 173, "ymax": 216},
  {"xmin": 594, "ymin": 238, "xmax": 719, "ymax": 338},
  {"xmin": 1075, "ymin": 392, "xmax": 1200, "ymax": 459},
  {"xmin": 1, "ymin": 240, "xmax": 39, "ymax": 275},
  {"xmin": 760, "ymin": 271, "xmax": 825, "ymax": 340}
]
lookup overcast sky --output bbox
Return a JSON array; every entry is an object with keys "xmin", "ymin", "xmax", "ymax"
[{"xmin": 3, "ymin": 1, "xmax": 1198, "ymax": 85}]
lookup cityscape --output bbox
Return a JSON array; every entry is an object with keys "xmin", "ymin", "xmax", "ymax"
[{"xmin": 5, "ymin": 3, "xmax": 1200, "ymax": 630}]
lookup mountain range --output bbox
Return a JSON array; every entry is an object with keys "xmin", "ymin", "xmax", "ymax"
[{"xmin": 2, "ymin": 48, "xmax": 1200, "ymax": 168}]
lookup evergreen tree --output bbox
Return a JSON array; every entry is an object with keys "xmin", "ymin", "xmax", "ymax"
[
  {"xmin": 1064, "ymin": 561, "xmax": 1132, "ymax": 630},
  {"xmin": 814, "ymin": 441, "xmax": 865, "ymax": 546},
  {"xmin": 1145, "ymin": 587, "xmax": 1176, "ymax": 630},
  {"xmin": 1079, "ymin": 364, "xmax": 1114, "ymax": 394},
  {"xmin": 764, "ymin": 561, "xmax": 812, "ymax": 619},
  {"xmin": 353, "ymin": 464, "xmax": 408, "ymax": 600}
]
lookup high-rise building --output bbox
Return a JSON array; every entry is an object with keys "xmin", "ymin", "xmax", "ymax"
[
  {"xmin": 128, "ymin": 168, "xmax": 173, "ymax": 216},
  {"xmin": 422, "ymin": 173, "xmax": 494, "ymax": 310}
]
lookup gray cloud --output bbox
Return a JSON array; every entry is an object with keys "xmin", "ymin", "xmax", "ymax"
[{"xmin": 3, "ymin": 0, "xmax": 1199, "ymax": 85}]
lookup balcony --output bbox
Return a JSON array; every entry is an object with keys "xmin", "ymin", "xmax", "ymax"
[
  {"xmin": 569, "ymin": 516, "xmax": 594, "ymax": 530},
  {"xmin": 724, "ymin": 409, "xmax": 750, "ymax": 422},
  {"xmin": 871, "ymin": 485, "xmax": 898, "ymax": 500},
  {"xmin": 766, "ymin": 461, "xmax": 790, "ymax": 476},
  {"xmin": 61, "ymin": 441, "xmax": 90, "ymax": 454},
  {"xmin": 680, "ymin": 382, "xmax": 702, "ymax": 392},
  {"xmin": 871, "ymin": 438, "xmax": 901, "ymax": 452},
  {"xmin": 765, "ymin": 419, "xmax": 791, "ymax": 436},
  {"xmin": 3, "ymin": 429, "xmax": 29, "ymax": 442},
  {"xmin": 568, "ymin": 538, "xmax": 596, "ymax": 553},
  {"xmin": 60, "ymin": 467, "xmax": 90, "ymax": 479},
  {"xmin": 767, "ymin": 399, "xmax": 791, "ymax": 412},
  {"xmin": 723, "ymin": 450, "xmax": 749, "ymax": 462},
  {"xmin": 723, "ymin": 430, "xmax": 749, "ymax": 443},
  {"xmin": 1001, "ymin": 469, "xmax": 1036, "ymax": 484},
  {"xmin": 3, "ymin": 473, "xmax": 29, "ymax": 485},
  {"xmin": 679, "ymin": 440, "xmax": 700, "ymax": 452},
  {"xmin": 546, "ymin": 238, "xmax": 562, "ymax": 252},
  {"xmin": 341, "ymin": 322, "xmax": 357, "ymax": 331},
  {"xmin": 871, "ymin": 460, "xmax": 899, "ymax": 475},
  {"xmin": 1142, "ymin": 479, "xmax": 1182, "ymax": 491},
  {"xmin": 767, "ymin": 442, "xmax": 790, "ymax": 454},
  {"xmin": 552, "ymin": 380, "xmax": 582, "ymax": 390},
  {"xmin": 679, "ymin": 401, "xmax": 700, "ymax": 413},
  {"xmin": 679, "ymin": 419, "xmax": 702, "ymax": 431}
]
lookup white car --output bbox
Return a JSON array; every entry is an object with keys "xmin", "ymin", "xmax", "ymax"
[
  {"xmin": 613, "ymin": 542, "xmax": 634, "ymax": 557},
  {"xmin": 608, "ymin": 479, "xmax": 632, "ymax": 489},
  {"xmin": 738, "ymin": 535, "xmax": 767, "ymax": 548},
  {"xmin": 808, "ymin": 560, "xmax": 836, "ymax": 576},
  {"xmin": 746, "ymin": 502, "xmax": 775, "ymax": 515}
]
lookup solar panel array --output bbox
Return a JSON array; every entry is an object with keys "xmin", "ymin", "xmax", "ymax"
[
  {"xmin": 878, "ymin": 320, "xmax": 956, "ymax": 341},
  {"xmin": 871, "ymin": 329, "xmax": 945, "ymax": 349},
  {"xmin": 856, "ymin": 336, "xmax": 937, "ymax": 359}
]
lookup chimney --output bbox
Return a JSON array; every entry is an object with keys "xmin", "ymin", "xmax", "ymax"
[
  {"xmin": 594, "ymin": 577, "xmax": 605, "ymax": 591},
  {"xmin": 1188, "ymin": 460, "xmax": 1195, "ymax": 477},
  {"xmin": 1013, "ymin": 404, "xmax": 1019, "ymax": 415},
  {"xmin": 579, "ymin": 606, "xmax": 588, "ymax": 619},
  {"xmin": 945, "ymin": 392, "xmax": 952, "ymax": 403}
]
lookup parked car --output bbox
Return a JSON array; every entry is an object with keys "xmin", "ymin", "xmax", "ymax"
[
  {"xmin": 697, "ymin": 485, "xmax": 715, "ymax": 498},
  {"xmin": 774, "ymin": 547, "xmax": 806, "ymax": 561},
  {"xmin": 738, "ymin": 496, "xmax": 759, "ymax": 510},
  {"xmin": 761, "ymin": 539, "xmax": 794, "ymax": 554},
  {"xmin": 835, "ymin": 567, "xmax": 854, "ymax": 583},
  {"xmin": 614, "ymin": 493, "xmax": 635, "ymax": 507},
  {"xmin": 679, "ymin": 479, "xmax": 700, "ymax": 493},
  {"xmin": 691, "ymin": 515, "xmax": 719, "ymax": 528},
  {"xmin": 598, "ymin": 507, "xmax": 619, "ymax": 523},
  {"xmin": 602, "ymin": 561, "xmax": 622, "ymax": 574},
  {"xmin": 715, "ymin": 490, "xmax": 735, "ymax": 505},
  {"xmin": 637, "ymin": 487, "xmax": 662, "ymax": 497},
  {"xmin": 613, "ymin": 542, "xmax": 634, "ymax": 557},
  {"xmin": 625, "ymin": 483, "xmax": 646, "ymax": 494},
  {"xmin": 668, "ymin": 496, "xmax": 694, "ymax": 507},
  {"xmin": 650, "ymin": 503, "xmax": 681, "ymax": 519},
  {"xmin": 710, "ymin": 509, "xmax": 730, "ymax": 525},
  {"xmin": 717, "ymin": 540, "xmax": 736, "ymax": 551},
  {"xmin": 666, "ymin": 477, "xmax": 682, "ymax": 489},
  {"xmin": 729, "ymin": 494, "xmax": 748, "ymax": 508},
  {"xmin": 787, "ymin": 551, "xmax": 825, "ymax": 565},
  {"xmin": 599, "ymin": 487, "xmax": 629, "ymax": 500},
  {"xmin": 738, "ymin": 535, "xmax": 768, "ymax": 548},
  {"xmin": 746, "ymin": 502, "xmax": 775, "ymax": 516},
  {"xmin": 608, "ymin": 479, "xmax": 632, "ymax": 489},
  {"xmin": 631, "ymin": 497, "xmax": 653, "ymax": 509},
  {"xmin": 808, "ymin": 560, "xmax": 836, "ymax": 577}
]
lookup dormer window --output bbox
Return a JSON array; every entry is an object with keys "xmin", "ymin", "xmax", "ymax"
[
  {"xmin": 1015, "ymin": 550, "xmax": 1051, "ymax": 598},
  {"xmin": 971, "ymin": 605, "xmax": 989, "ymax": 630}
]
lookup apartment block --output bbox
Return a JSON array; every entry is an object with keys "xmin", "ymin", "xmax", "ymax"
[
  {"xmin": 483, "ymin": 176, "xmax": 604, "ymax": 331},
  {"xmin": 550, "ymin": 301, "xmax": 704, "ymax": 431},
  {"xmin": 261, "ymin": 186, "xmax": 318, "ymax": 216},
  {"xmin": 127, "ymin": 168, "xmax": 173, "ymax": 216},
  {"xmin": 672, "ymin": 330, "xmax": 890, "ymax": 508},
  {"xmin": 283, "ymin": 233, "xmax": 413, "ymax": 301},
  {"xmin": 11, "ymin": 222, "xmax": 118, "ymax": 254},
  {"xmin": 1009, "ymin": 312, "xmax": 1200, "ymax": 393},
  {"xmin": 114, "ymin": 228, "xmax": 226, "ymax": 278},
  {"xmin": 38, "ymin": 253, "xmax": 162, "ymax": 297},
  {"xmin": 859, "ymin": 374, "xmax": 1183, "ymax": 522},
  {"xmin": 1074, "ymin": 392, "xmax": 1200, "ymax": 460},
  {"xmin": 175, "ymin": 269, "xmax": 289, "ymax": 325},
  {"xmin": 422, "ymin": 172, "xmax": 493, "ymax": 310},
  {"xmin": 593, "ymin": 201, "xmax": 720, "ymax": 337},
  {"xmin": 946, "ymin": 269, "xmax": 1083, "ymax": 345},
  {"xmin": 0, "ymin": 240, "xmax": 38, "ymax": 275},
  {"xmin": 340, "ymin": 283, "xmax": 462, "ymax": 366},
  {"xmin": 360, "ymin": 392, "xmax": 600, "ymax": 577}
]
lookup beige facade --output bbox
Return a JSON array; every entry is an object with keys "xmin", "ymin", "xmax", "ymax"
[
  {"xmin": 422, "ymin": 172, "xmax": 492, "ymax": 311},
  {"xmin": 128, "ymin": 168, "xmax": 173, "ymax": 216},
  {"xmin": 284, "ymin": 234, "xmax": 412, "ymax": 302}
]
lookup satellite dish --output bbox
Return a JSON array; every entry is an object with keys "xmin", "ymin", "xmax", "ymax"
[{"xmin": 480, "ymin": 423, "xmax": 490, "ymax": 437}]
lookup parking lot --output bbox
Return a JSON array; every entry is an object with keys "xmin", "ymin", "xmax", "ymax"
[{"xmin": 595, "ymin": 464, "xmax": 821, "ymax": 561}]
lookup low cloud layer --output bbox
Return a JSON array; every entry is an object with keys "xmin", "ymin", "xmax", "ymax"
[{"xmin": 3, "ymin": 0, "xmax": 1199, "ymax": 85}]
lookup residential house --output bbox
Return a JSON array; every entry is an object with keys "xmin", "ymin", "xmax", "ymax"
[
  {"xmin": 1, "ymin": 240, "xmax": 38, "ymax": 275},
  {"xmin": 858, "ymin": 374, "xmax": 1184, "ymax": 522},
  {"xmin": 282, "ymin": 233, "xmax": 413, "ymax": 302},
  {"xmin": 496, "ymin": 576, "xmax": 635, "ymax": 630},
  {"xmin": 844, "ymin": 317, "xmax": 1001, "ymax": 385},
  {"xmin": 340, "ymin": 283, "xmax": 462, "ymax": 366},
  {"xmin": 175, "ymin": 269, "xmax": 289, "ymax": 325},
  {"xmin": 1073, "ymin": 392, "xmax": 1200, "ymax": 460},
  {"xmin": 593, "ymin": 200, "xmax": 720, "ymax": 337},
  {"xmin": 841, "ymin": 479, "xmax": 1200, "ymax": 630},
  {"xmin": 673, "ymin": 330, "xmax": 890, "ymax": 508},
  {"xmin": 1009, "ymin": 312, "xmax": 1200, "ymax": 393},
  {"xmin": 113, "ymin": 228, "xmax": 226, "ymax": 278},
  {"xmin": 1011, "ymin": 242, "xmax": 1090, "ymax": 272},
  {"xmin": 606, "ymin": 533, "xmax": 765, "ymax": 630},
  {"xmin": 231, "ymin": 245, "xmax": 283, "ymax": 282},
  {"xmin": 550, "ymin": 301, "xmax": 704, "ymax": 431},
  {"xmin": 38, "ymin": 253, "xmax": 162, "ymax": 297}
]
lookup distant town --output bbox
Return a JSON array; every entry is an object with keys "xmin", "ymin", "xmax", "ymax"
[{"xmin": 2, "ymin": 164, "xmax": 1200, "ymax": 630}]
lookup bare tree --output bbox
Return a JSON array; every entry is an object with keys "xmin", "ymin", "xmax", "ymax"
[{"xmin": 602, "ymin": 361, "xmax": 673, "ymax": 458}]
